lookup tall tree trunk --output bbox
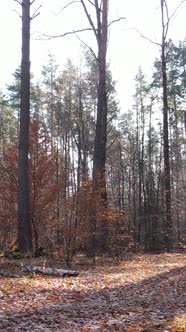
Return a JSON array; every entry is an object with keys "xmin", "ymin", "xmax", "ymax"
[
  {"xmin": 161, "ymin": 0, "xmax": 173, "ymax": 250},
  {"xmin": 92, "ymin": 0, "xmax": 108, "ymax": 253},
  {"xmin": 18, "ymin": 0, "xmax": 32, "ymax": 252},
  {"xmin": 81, "ymin": 0, "xmax": 109, "ymax": 257}
]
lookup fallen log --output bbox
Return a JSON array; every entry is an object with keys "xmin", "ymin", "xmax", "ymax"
[
  {"xmin": 0, "ymin": 271, "xmax": 21, "ymax": 278},
  {"xmin": 22, "ymin": 265, "xmax": 79, "ymax": 277}
]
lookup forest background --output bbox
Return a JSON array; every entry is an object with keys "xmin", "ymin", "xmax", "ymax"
[{"xmin": 0, "ymin": 0, "xmax": 186, "ymax": 265}]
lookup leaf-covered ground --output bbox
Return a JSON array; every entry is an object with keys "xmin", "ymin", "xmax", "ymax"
[{"xmin": 0, "ymin": 253, "xmax": 185, "ymax": 331}]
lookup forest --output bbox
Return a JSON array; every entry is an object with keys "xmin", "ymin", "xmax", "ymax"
[
  {"xmin": 0, "ymin": 1, "xmax": 186, "ymax": 331},
  {"xmin": 0, "ymin": 0, "xmax": 185, "ymax": 260}
]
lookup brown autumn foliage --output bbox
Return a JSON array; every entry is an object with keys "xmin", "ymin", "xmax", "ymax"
[
  {"xmin": 0, "ymin": 120, "xmax": 65, "ymax": 252},
  {"xmin": 74, "ymin": 177, "xmax": 130, "ymax": 257},
  {"xmin": 28, "ymin": 120, "xmax": 65, "ymax": 250},
  {"xmin": 0, "ymin": 119, "xmax": 129, "ymax": 260},
  {"xmin": 0, "ymin": 144, "xmax": 18, "ymax": 250}
]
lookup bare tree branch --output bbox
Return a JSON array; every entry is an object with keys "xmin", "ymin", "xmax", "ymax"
[
  {"xmin": 100, "ymin": 0, "xmax": 103, "ymax": 10},
  {"xmin": 106, "ymin": 135, "xmax": 119, "ymax": 151},
  {"xmin": 133, "ymin": 0, "xmax": 186, "ymax": 52},
  {"xmin": 31, "ymin": 4, "xmax": 42, "ymax": 20},
  {"xmin": 87, "ymin": 0, "xmax": 95, "ymax": 6},
  {"xmin": 61, "ymin": 0, "xmax": 80, "ymax": 12},
  {"xmin": 161, "ymin": 0, "xmax": 166, "ymax": 43},
  {"xmin": 31, "ymin": 5, "xmax": 42, "ymax": 20},
  {"xmin": 163, "ymin": 0, "xmax": 186, "ymax": 41},
  {"xmin": 163, "ymin": 0, "xmax": 169, "ymax": 40},
  {"xmin": 31, "ymin": 12, "xmax": 40, "ymax": 20},
  {"xmin": 75, "ymin": 33, "xmax": 98, "ymax": 61},
  {"xmin": 80, "ymin": 0, "xmax": 98, "ymax": 42},
  {"xmin": 14, "ymin": 0, "xmax": 22, "ymax": 5},
  {"xmin": 164, "ymin": 0, "xmax": 169, "ymax": 21},
  {"xmin": 94, "ymin": 0, "xmax": 101, "ymax": 41},
  {"xmin": 108, "ymin": 17, "xmax": 126, "ymax": 28},
  {"xmin": 134, "ymin": 28, "xmax": 161, "ymax": 47},
  {"xmin": 47, "ymin": 1, "xmax": 80, "ymax": 17},
  {"xmin": 41, "ymin": 27, "xmax": 94, "ymax": 40},
  {"xmin": 37, "ymin": 19, "xmax": 126, "ymax": 41},
  {"xmin": 168, "ymin": 0, "xmax": 186, "ymax": 22},
  {"xmin": 12, "ymin": 9, "xmax": 22, "ymax": 18}
]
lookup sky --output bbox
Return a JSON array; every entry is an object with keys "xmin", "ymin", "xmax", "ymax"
[{"xmin": 0, "ymin": 0, "xmax": 186, "ymax": 111}]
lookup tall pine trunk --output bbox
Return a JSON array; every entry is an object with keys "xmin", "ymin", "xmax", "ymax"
[
  {"xmin": 80, "ymin": 0, "xmax": 109, "ymax": 257},
  {"xmin": 161, "ymin": 0, "xmax": 173, "ymax": 250},
  {"xmin": 92, "ymin": 0, "xmax": 108, "ymax": 253},
  {"xmin": 18, "ymin": 0, "xmax": 32, "ymax": 252}
]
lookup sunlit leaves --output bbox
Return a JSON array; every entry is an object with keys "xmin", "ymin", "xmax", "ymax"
[{"xmin": 0, "ymin": 253, "xmax": 185, "ymax": 331}]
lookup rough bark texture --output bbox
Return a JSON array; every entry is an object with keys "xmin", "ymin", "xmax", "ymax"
[
  {"xmin": 93, "ymin": 0, "xmax": 108, "ymax": 184},
  {"xmin": 18, "ymin": 0, "xmax": 32, "ymax": 252},
  {"xmin": 89, "ymin": 0, "xmax": 109, "ymax": 256},
  {"xmin": 161, "ymin": 0, "xmax": 173, "ymax": 250}
]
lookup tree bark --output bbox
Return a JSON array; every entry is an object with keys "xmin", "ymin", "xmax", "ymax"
[
  {"xmin": 18, "ymin": 0, "xmax": 32, "ymax": 252},
  {"xmin": 22, "ymin": 265, "xmax": 79, "ymax": 277},
  {"xmin": 92, "ymin": 0, "xmax": 108, "ymax": 253},
  {"xmin": 80, "ymin": 0, "xmax": 109, "ymax": 257},
  {"xmin": 161, "ymin": 0, "xmax": 173, "ymax": 250}
]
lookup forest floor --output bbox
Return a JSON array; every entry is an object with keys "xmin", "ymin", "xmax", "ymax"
[{"xmin": 0, "ymin": 253, "xmax": 185, "ymax": 332}]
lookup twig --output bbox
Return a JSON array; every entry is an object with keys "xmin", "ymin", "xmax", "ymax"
[
  {"xmin": 133, "ymin": 0, "xmax": 186, "ymax": 49},
  {"xmin": 108, "ymin": 17, "xmax": 126, "ymax": 28},
  {"xmin": 12, "ymin": 9, "xmax": 22, "ymax": 18},
  {"xmin": 168, "ymin": 0, "xmax": 186, "ymax": 22},
  {"xmin": 133, "ymin": 28, "xmax": 161, "ymax": 47},
  {"xmin": 163, "ymin": 0, "xmax": 169, "ymax": 41},
  {"xmin": 75, "ymin": 33, "xmax": 98, "ymax": 61},
  {"xmin": 61, "ymin": 0, "xmax": 80, "ymax": 12},
  {"xmin": 41, "ymin": 28, "xmax": 94, "ymax": 40},
  {"xmin": 31, "ymin": 4, "xmax": 42, "ymax": 20}
]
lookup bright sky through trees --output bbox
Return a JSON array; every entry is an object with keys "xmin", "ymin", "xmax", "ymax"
[{"xmin": 0, "ymin": 0, "xmax": 186, "ymax": 110}]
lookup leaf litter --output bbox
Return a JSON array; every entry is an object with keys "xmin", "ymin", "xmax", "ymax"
[{"xmin": 0, "ymin": 253, "xmax": 185, "ymax": 331}]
